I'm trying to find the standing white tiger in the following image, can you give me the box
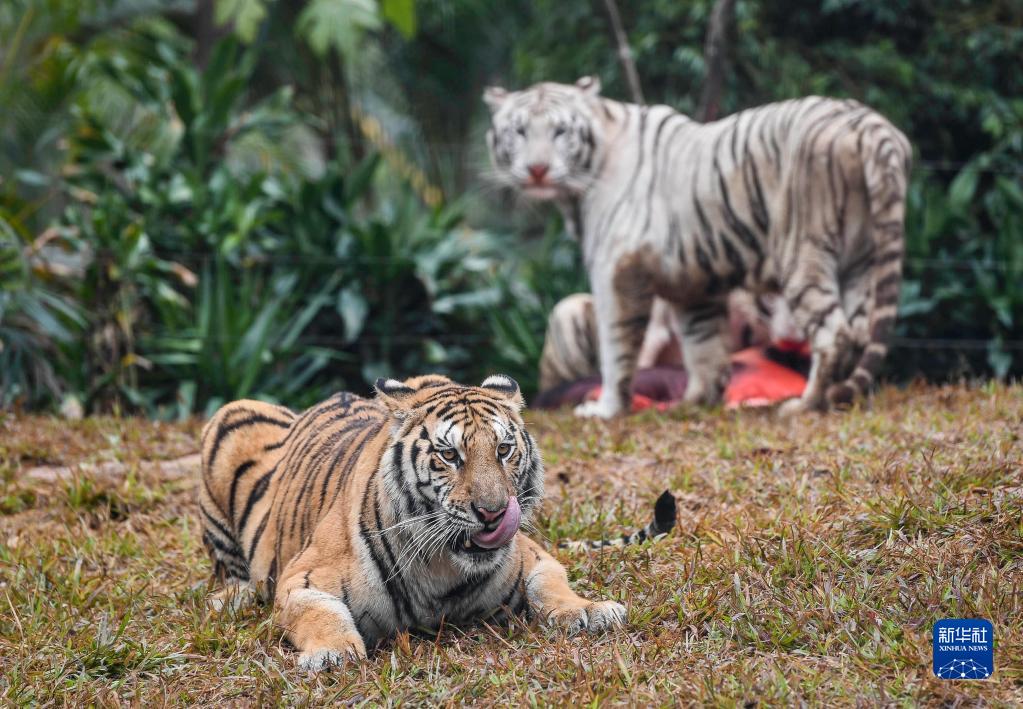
[484,77,911,417]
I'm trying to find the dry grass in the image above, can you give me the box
[1,383,1021,706]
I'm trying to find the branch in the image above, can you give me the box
[697,0,737,122]
[601,0,644,104]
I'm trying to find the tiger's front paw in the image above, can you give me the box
[573,399,621,419]
[546,600,627,635]
[208,582,257,612]
[297,638,367,673]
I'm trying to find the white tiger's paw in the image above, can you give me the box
[297,644,366,673]
[778,397,818,418]
[547,600,627,636]
[573,399,620,419]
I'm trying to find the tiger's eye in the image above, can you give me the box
[553,125,566,138]
[497,443,511,457]
[440,449,457,462]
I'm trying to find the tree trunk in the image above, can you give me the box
[697,0,737,122]
[193,0,227,70]
[601,0,644,104]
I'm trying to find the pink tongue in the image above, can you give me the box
[470,496,521,549]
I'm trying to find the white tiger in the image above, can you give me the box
[485,77,910,417]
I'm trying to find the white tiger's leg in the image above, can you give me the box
[779,246,851,416]
[676,300,731,406]
[838,260,872,381]
[637,298,679,369]
[539,293,600,391]
[574,258,653,419]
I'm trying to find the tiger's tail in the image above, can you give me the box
[558,490,677,551]
[827,119,912,408]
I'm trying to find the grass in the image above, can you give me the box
[1,383,1021,705]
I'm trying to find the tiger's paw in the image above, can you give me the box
[297,640,367,673]
[778,396,826,418]
[208,582,257,612]
[546,600,627,635]
[573,399,621,419]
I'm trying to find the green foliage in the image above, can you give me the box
[900,159,1023,380]
[488,221,587,395]
[297,0,382,58]
[216,0,268,43]
[2,0,1021,415]
[0,217,84,408]
[16,23,506,416]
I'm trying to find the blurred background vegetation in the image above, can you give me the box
[1,0,1021,417]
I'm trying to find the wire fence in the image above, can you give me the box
[146,331,1023,352]
[139,248,1020,272]
[89,243,1020,357]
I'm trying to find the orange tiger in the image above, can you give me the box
[198,374,665,671]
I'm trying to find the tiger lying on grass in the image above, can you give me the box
[485,78,911,417]
[198,374,671,671]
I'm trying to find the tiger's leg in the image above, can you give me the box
[520,537,626,634]
[836,256,873,384]
[675,299,731,406]
[779,245,851,416]
[539,293,600,391]
[200,400,294,607]
[574,256,653,418]
[275,562,367,672]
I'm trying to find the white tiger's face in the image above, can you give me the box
[484,77,605,200]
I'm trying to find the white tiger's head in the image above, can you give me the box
[484,77,606,200]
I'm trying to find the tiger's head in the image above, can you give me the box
[374,374,544,575]
[484,77,606,200]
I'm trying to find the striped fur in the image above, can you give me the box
[198,374,627,671]
[559,490,677,551]
[539,290,795,391]
[486,78,911,416]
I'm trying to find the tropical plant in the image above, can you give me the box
[49,24,509,416]
[487,220,588,395]
[0,216,83,408]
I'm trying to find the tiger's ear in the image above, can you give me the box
[483,86,508,111]
[575,76,602,96]
[375,378,416,418]
[480,374,524,411]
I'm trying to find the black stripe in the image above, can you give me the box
[247,509,270,562]
[227,460,256,526]
[207,412,292,471]
[237,466,275,536]
[201,506,237,548]
[358,477,411,625]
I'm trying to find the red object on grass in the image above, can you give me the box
[581,347,808,412]
[723,348,808,409]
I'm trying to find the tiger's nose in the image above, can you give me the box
[472,500,508,524]
[527,163,550,182]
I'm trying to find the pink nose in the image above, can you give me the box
[527,163,550,182]
[473,501,508,523]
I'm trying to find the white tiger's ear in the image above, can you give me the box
[575,76,602,96]
[483,86,508,111]
[375,378,415,418]
[480,374,524,411]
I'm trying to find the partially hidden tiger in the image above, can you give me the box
[484,77,911,417]
[198,374,676,671]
